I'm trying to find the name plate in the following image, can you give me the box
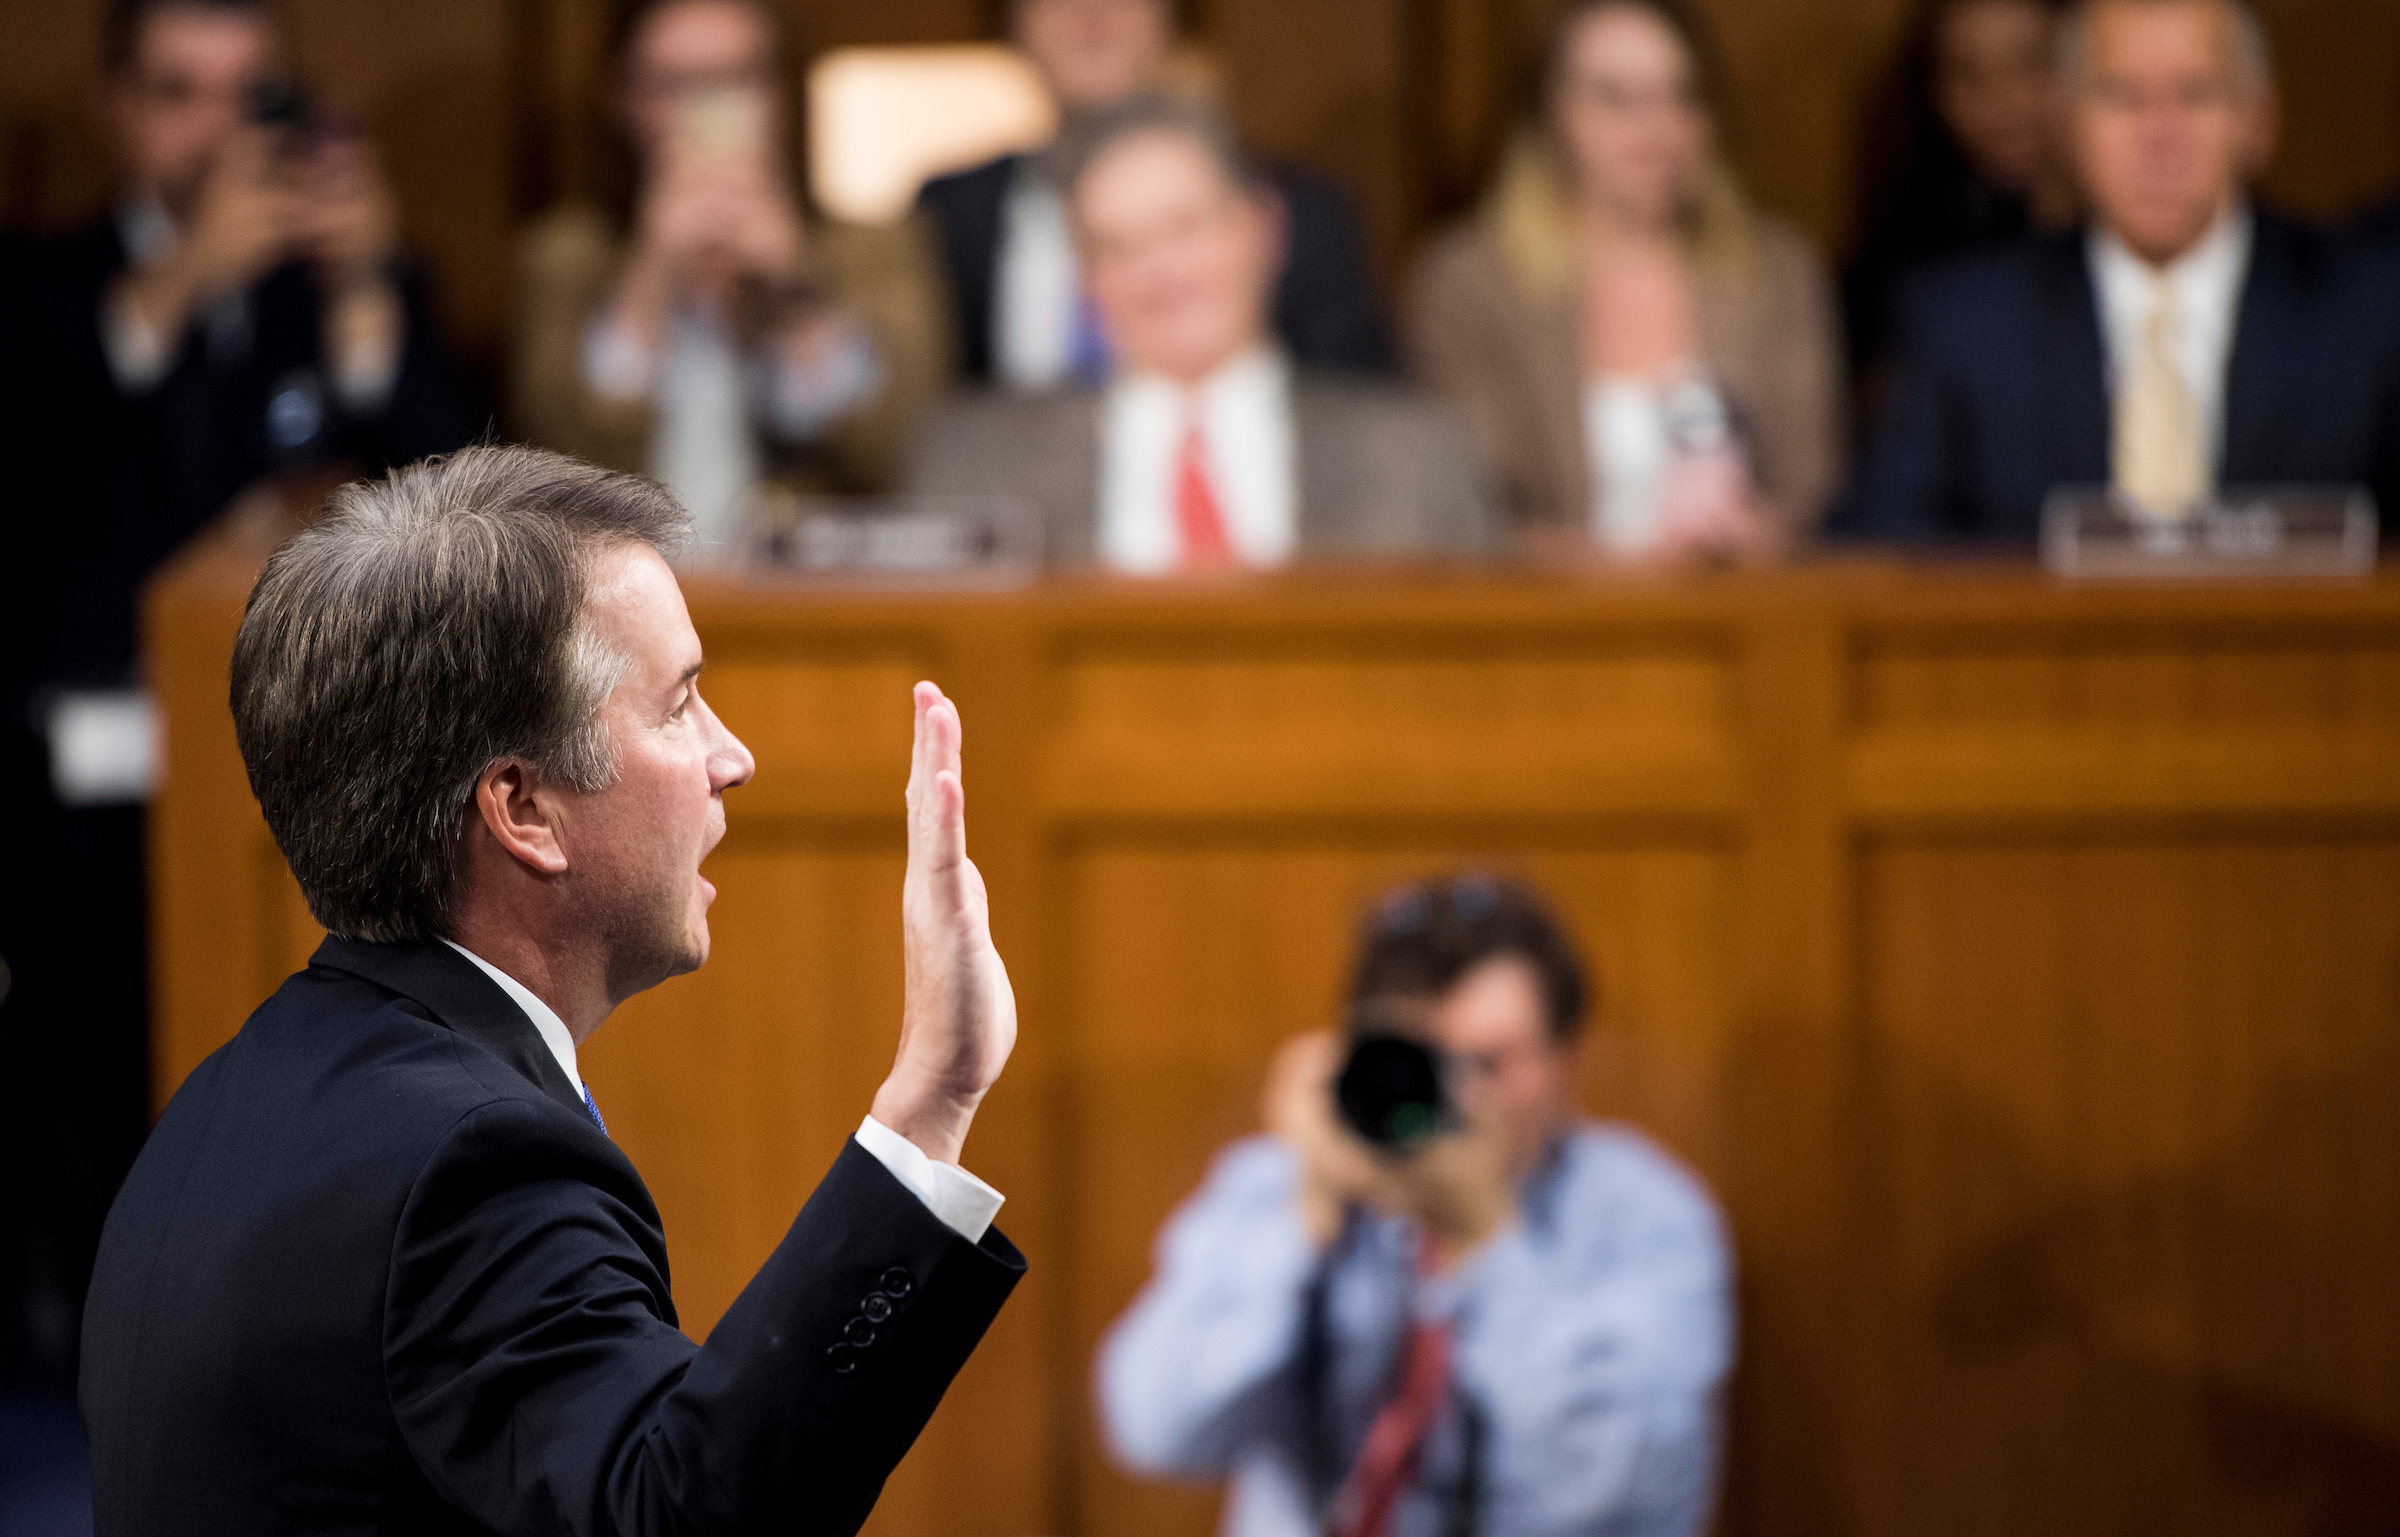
[2040,485,2378,579]
[743,493,1044,587]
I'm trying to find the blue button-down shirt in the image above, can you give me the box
[1097,1124,1734,1537]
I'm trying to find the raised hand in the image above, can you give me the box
[870,683,1018,1167]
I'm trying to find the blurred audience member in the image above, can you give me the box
[1099,876,1732,1537]
[916,0,1387,389]
[513,0,943,552]
[909,97,1493,572]
[1407,0,1842,562]
[1844,0,2074,411]
[1845,0,2400,539]
[0,0,467,1382]
[8,0,468,662]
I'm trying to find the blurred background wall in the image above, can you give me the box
[8,0,2400,411]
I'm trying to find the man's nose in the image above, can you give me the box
[709,708,757,791]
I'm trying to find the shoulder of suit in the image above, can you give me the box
[1292,368,1457,422]
[915,388,1098,476]
[927,386,1095,431]
[213,965,561,1130]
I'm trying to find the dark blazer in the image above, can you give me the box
[916,151,1390,382]
[904,371,1499,565]
[1839,209,2400,541]
[81,938,1023,1536]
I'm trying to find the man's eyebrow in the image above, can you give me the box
[676,661,704,688]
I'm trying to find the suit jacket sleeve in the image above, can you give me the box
[385,1102,1023,1536]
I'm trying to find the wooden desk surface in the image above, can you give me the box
[147,547,2400,1537]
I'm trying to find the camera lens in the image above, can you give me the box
[1335,1034,1450,1149]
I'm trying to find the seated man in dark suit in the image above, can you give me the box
[81,446,1024,1534]
[908,96,1495,571]
[915,0,1387,387]
[1843,0,2400,541]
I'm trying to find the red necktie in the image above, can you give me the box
[1174,412,1235,569]
[1333,1308,1454,1537]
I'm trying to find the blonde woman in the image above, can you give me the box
[1407,0,1842,559]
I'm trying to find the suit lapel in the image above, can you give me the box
[308,937,591,1121]
[2038,234,2114,489]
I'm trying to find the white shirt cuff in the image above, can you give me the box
[853,1114,1004,1243]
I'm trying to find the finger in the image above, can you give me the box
[926,767,967,882]
[905,681,934,814]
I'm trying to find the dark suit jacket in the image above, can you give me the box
[915,151,1390,382]
[81,938,1023,1536]
[1839,209,2400,541]
[904,371,1499,565]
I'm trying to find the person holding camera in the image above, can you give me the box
[511,0,948,552]
[1097,877,1733,1537]
[0,0,469,1384]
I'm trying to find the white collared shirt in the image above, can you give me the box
[2089,202,2254,465]
[994,171,1082,391]
[582,305,883,561]
[1099,347,1298,575]
[437,939,1004,1241]
[441,939,585,1094]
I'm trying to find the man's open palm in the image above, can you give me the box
[873,682,1018,1166]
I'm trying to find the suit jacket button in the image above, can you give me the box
[827,1343,860,1375]
[844,1317,878,1348]
[862,1293,895,1323]
[880,1266,915,1299]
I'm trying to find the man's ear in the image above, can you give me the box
[1251,183,1292,284]
[2243,84,2281,178]
[472,759,571,876]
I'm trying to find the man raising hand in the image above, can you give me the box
[81,445,1024,1536]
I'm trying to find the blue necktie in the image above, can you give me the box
[582,1084,608,1136]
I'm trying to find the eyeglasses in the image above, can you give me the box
[1370,872,1504,935]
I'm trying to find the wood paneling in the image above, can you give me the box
[148,549,2400,1537]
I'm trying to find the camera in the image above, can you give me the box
[243,77,315,133]
[1334,1018,1454,1150]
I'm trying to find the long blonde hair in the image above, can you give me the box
[1485,0,1758,305]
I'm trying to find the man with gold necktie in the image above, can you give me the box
[1845,0,2400,540]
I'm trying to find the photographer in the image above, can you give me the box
[0,0,467,1383]
[1097,877,1733,1537]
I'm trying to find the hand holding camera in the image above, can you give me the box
[632,86,809,308]
[1265,1019,1519,1261]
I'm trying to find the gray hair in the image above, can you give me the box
[2058,0,2273,93]
[1055,92,1267,209]
[231,444,691,944]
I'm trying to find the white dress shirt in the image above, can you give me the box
[994,171,1082,391]
[1100,347,1299,574]
[2089,203,2253,466]
[439,939,1003,1242]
